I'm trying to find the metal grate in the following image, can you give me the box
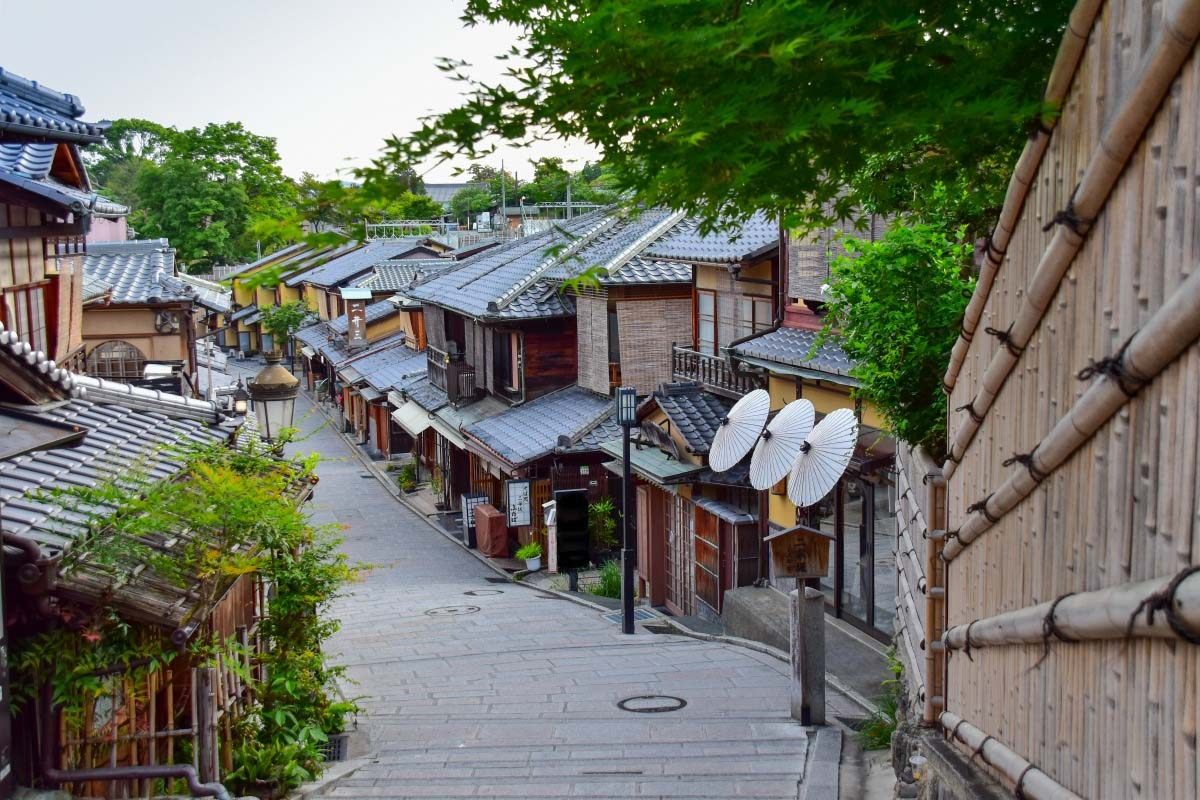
[602,608,657,625]
[317,733,349,762]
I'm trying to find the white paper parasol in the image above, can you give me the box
[787,407,859,507]
[749,399,815,490]
[707,388,770,473]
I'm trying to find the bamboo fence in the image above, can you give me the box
[926,0,1200,797]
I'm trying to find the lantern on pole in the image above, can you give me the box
[247,353,299,442]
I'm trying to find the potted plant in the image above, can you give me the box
[588,497,619,562]
[397,463,418,493]
[516,540,543,571]
[430,472,445,508]
[226,740,314,800]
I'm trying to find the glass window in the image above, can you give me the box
[873,477,898,634]
[697,290,716,355]
[841,479,869,621]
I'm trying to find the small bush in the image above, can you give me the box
[587,559,622,598]
[397,463,417,491]
[856,648,904,750]
[515,540,543,560]
[588,497,618,550]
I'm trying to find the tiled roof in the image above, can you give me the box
[338,342,427,393]
[401,374,449,412]
[651,382,734,455]
[285,240,425,288]
[294,318,405,368]
[171,273,231,314]
[0,67,107,143]
[0,324,81,399]
[424,182,485,206]
[84,240,195,305]
[464,385,614,467]
[82,272,111,303]
[354,259,454,292]
[222,242,312,280]
[230,304,259,322]
[602,255,692,285]
[731,326,856,382]
[327,298,397,334]
[642,212,778,263]
[0,142,125,217]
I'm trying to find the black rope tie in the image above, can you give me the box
[1032,592,1078,668]
[944,449,961,465]
[942,380,954,396]
[1042,198,1092,235]
[951,718,968,742]
[955,401,984,424]
[1003,450,1048,483]
[966,494,1000,524]
[944,529,960,543]
[971,734,994,762]
[1014,764,1037,800]
[1126,565,1200,644]
[984,323,1026,358]
[1077,334,1145,398]
[963,619,979,662]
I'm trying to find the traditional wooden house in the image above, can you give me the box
[0,67,124,373]
[83,239,230,394]
[891,3,1200,798]
[0,317,294,795]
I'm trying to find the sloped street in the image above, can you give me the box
[285,388,843,799]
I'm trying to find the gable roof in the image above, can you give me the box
[353,259,455,292]
[84,240,195,305]
[0,67,107,143]
[0,141,126,217]
[463,385,615,467]
[284,240,427,289]
[730,326,856,385]
[171,273,231,314]
[424,182,485,206]
[647,381,734,455]
[642,212,778,264]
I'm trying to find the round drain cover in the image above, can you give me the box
[617,695,687,713]
[464,589,503,596]
[424,605,480,616]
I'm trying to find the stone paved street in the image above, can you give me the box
[280,386,836,799]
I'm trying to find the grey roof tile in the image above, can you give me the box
[464,385,614,466]
[0,141,55,177]
[651,382,734,455]
[0,67,107,143]
[171,273,231,313]
[294,318,406,367]
[354,259,456,292]
[730,326,856,380]
[84,240,198,305]
[402,374,449,412]
[424,182,485,206]
[327,298,397,334]
[338,342,427,393]
[285,240,427,288]
[642,212,778,263]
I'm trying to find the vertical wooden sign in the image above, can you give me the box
[346,299,367,347]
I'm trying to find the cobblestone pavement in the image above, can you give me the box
[283,389,833,799]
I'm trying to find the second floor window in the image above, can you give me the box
[697,290,717,355]
[736,296,774,340]
[3,285,48,354]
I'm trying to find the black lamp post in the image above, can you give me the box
[247,352,299,443]
[615,386,638,634]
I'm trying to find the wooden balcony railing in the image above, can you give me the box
[671,344,763,398]
[427,343,480,404]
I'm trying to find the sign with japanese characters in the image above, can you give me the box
[346,299,367,346]
[506,479,532,527]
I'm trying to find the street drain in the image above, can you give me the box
[424,605,480,616]
[617,695,687,713]
[463,589,503,596]
[581,770,644,775]
[484,576,508,583]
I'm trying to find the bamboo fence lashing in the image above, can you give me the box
[943,568,1200,651]
[943,0,1105,396]
[941,0,1200,482]
[941,712,1086,800]
[943,261,1200,560]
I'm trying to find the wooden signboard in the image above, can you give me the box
[346,299,367,346]
[506,479,532,527]
[764,524,833,579]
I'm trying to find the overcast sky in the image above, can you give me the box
[1,0,598,183]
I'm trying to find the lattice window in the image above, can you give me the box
[86,340,147,381]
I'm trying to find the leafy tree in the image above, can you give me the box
[822,222,973,456]
[260,300,314,353]
[391,0,1070,234]
[82,118,175,187]
[450,185,494,225]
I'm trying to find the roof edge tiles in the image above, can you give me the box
[0,67,108,143]
[488,213,619,312]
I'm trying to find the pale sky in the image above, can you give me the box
[0,0,599,183]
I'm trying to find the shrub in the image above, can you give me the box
[856,648,904,750]
[587,559,622,598]
[515,540,543,560]
[823,221,974,458]
[397,463,417,491]
[588,497,618,550]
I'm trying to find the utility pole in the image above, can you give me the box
[500,160,506,232]
[566,175,573,220]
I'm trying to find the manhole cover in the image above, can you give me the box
[464,589,503,596]
[617,695,687,713]
[424,605,480,616]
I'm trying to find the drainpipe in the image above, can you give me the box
[39,684,231,800]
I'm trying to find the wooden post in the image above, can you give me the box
[196,666,217,783]
[790,586,826,725]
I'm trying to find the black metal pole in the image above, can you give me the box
[621,422,635,634]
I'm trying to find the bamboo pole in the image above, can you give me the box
[942,0,1200,480]
[944,570,1200,650]
[943,0,1104,394]
[944,261,1200,560]
[923,471,947,724]
[941,712,1085,800]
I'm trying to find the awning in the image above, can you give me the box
[359,387,383,402]
[339,366,364,384]
[391,401,432,436]
[599,439,705,485]
[300,346,316,359]
[693,496,757,525]
[432,396,508,452]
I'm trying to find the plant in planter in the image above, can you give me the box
[515,540,543,571]
[397,463,418,492]
[588,497,618,559]
[587,559,622,599]
[226,740,314,799]
[430,471,445,508]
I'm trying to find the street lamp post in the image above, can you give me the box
[615,386,638,635]
[247,352,300,443]
[232,379,250,417]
